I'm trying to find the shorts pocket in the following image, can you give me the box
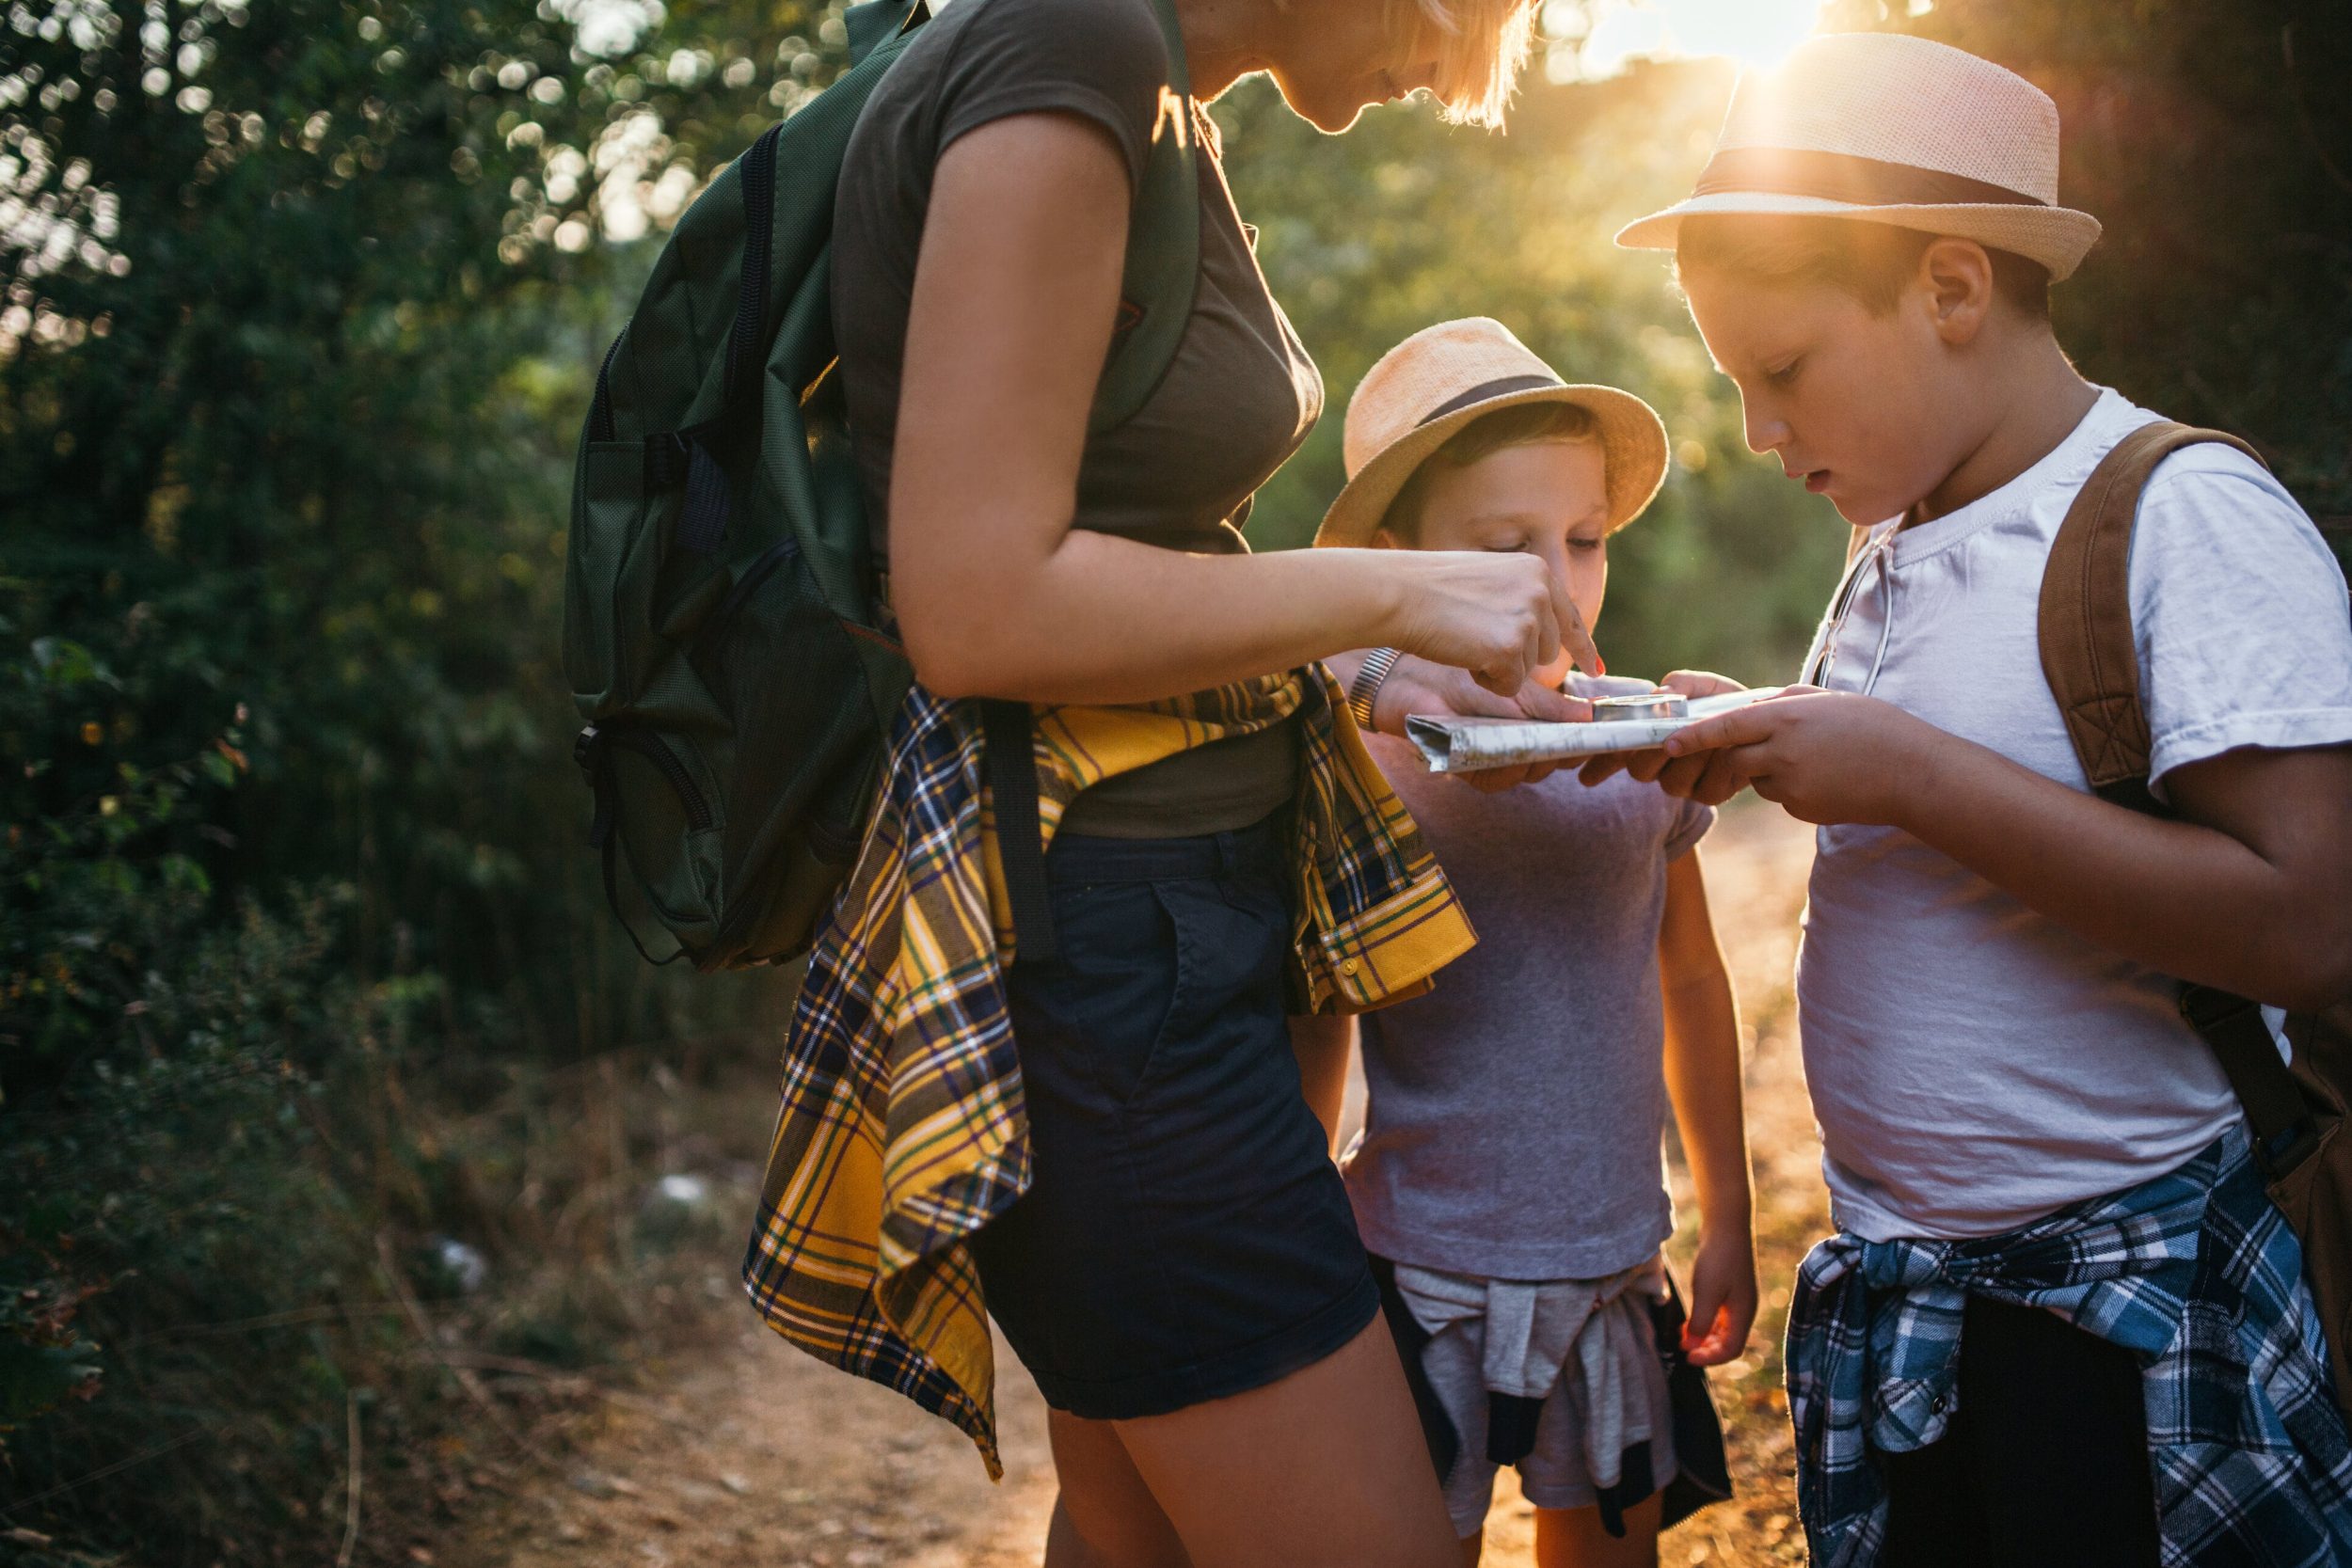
[1122,875,1287,1102]
[1032,878,1189,1109]
[1026,864,1288,1112]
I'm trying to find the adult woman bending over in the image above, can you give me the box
[824,0,1576,1560]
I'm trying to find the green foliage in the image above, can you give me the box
[6,895,379,1559]
[5,628,233,1069]
[2,0,813,1555]
[1,0,819,1058]
[1849,0,2352,527]
[0,600,782,1556]
[1,600,424,1555]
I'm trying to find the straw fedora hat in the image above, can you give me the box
[1615,33,2102,281]
[1315,318,1669,549]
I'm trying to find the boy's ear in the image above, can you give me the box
[1369,526,1399,550]
[1920,236,1995,348]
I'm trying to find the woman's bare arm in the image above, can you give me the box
[886,113,1592,705]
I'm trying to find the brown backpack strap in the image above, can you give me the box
[2183,984,2326,1178]
[2037,420,2265,809]
[2036,420,2316,1176]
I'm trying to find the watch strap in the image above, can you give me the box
[1347,646,1404,733]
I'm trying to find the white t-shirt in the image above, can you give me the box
[1796,388,2352,1242]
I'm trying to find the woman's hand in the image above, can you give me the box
[1378,550,1598,698]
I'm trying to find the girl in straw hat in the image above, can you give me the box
[1598,29,2352,1568]
[1315,317,1754,1568]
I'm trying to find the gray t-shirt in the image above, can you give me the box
[1345,726,1715,1279]
[833,0,1315,837]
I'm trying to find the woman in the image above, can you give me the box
[831,0,1573,1560]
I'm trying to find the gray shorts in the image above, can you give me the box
[1396,1260,1679,1537]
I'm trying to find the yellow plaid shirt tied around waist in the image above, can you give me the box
[741,666,1475,1474]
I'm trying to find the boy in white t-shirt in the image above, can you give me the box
[1604,32,2352,1568]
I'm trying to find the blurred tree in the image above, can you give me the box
[0,0,834,1087]
[1,0,829,1555]
[1838,0,2352,526]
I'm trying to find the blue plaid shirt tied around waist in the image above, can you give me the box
[1788,1127,2352,1568]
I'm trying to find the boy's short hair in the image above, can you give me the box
[1675,214,2053,322]
[1384,401,1604,542]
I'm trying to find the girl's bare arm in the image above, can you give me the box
[1288,1014,1355,1158]
[1658,849,1756,1365]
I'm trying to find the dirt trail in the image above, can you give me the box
[440,802,1826,1568]
[444,1311,1062,1568]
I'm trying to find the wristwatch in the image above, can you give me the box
[1347,647,1404,734]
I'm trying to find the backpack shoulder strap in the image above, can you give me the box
[1089,0,1200,435]
[844,0,925,62]
[2034,420,2320,1177]
[2037,420,2265,809]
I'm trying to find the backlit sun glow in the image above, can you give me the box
[1545,0,1857,82]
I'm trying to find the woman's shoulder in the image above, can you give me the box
[942,0,1169,69]
[876,0,1172,189]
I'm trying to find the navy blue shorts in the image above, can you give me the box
[968,815,1379,1420]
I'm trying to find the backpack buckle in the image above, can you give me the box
[575,725,617,850]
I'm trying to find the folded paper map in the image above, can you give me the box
[1406,688,1785,773]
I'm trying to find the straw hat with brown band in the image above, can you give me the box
[1614,32,2103,281]
[1313,317,1670,551]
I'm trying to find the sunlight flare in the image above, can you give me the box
[1549,0,1840,81]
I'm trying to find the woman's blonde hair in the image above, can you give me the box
[1396,0,1538,129]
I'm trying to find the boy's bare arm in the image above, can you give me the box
[1658,851,1756,1366]
[1662,692,2352,1011]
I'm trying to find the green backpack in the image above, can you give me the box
[564,0,1201,969]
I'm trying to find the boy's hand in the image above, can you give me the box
[1370,654,1596,794]
[1682,1229,1758,1368]
[1658,671,1750,701]
[1658,689,1944,824]
[1578,671,1749,792]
